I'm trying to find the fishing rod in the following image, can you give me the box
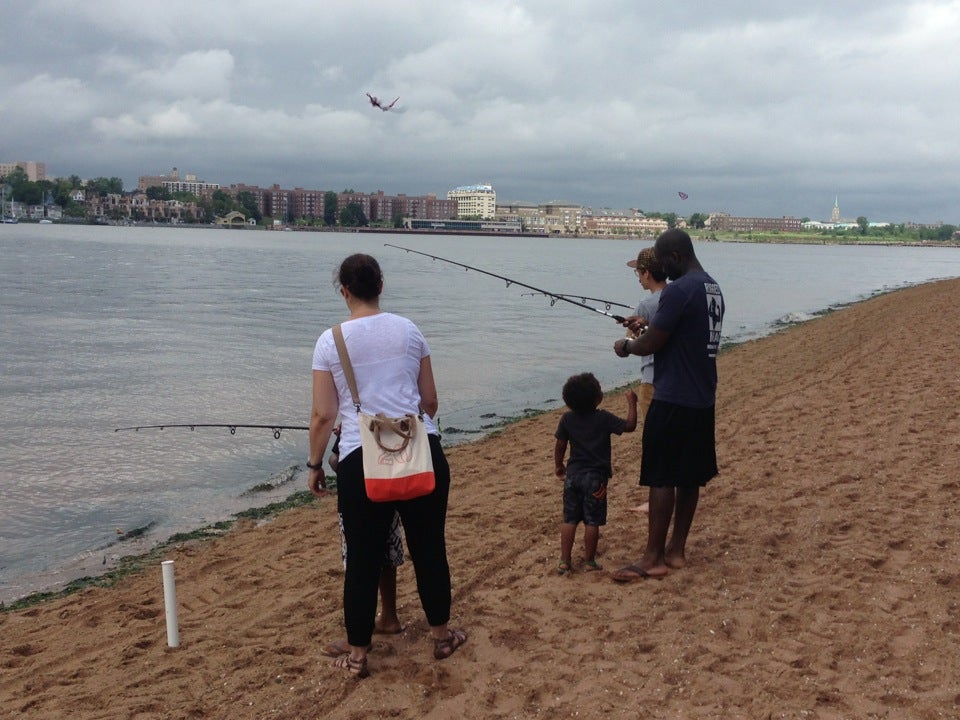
[384,243,628,322]
[114,424,307,440]
[519,292,632,311]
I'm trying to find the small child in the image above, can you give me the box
[554,373,637,574]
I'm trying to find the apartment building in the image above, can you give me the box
[138,167,219,194]
[267,184,292,221]
[0,160,46,182]
[370,191,458,222]
[448,184,496,219]
[707,213,802,232]
[581,208,668,237]
[291,188,325,219]
[337,191,372,219]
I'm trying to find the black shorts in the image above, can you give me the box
[640,400,718,488]
[562,469,608,526]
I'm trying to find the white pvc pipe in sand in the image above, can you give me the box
[161,560,180,647]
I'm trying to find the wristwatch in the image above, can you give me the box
[306,460,323,470]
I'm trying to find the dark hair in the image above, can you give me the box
[562,372,603,414]
[337,254,383,301]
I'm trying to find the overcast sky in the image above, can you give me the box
[2,1,959,223]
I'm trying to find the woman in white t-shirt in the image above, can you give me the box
[307,253,467,678]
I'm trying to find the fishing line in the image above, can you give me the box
[384,243,628,322]
[114,424,307,439]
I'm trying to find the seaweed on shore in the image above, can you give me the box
[2,486,332,613]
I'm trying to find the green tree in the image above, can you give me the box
[339,202,368,227]
[687,212,708,229]
[236,191,262,222]
[210,189,236,217]
[15,181,43,205]
[856,216,869,235]
[86,177,124,195]
[146,185,172,201]
[2,167,29,192]
[323,191,338,226]
[936,224,957,241]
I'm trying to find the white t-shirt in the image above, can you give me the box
[313,312,438,458]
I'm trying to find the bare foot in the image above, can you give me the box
[664,549,686,569]
[628,502,649,514]
[374,619,408,635]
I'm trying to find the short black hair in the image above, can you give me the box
[655,228,694,260]
[562,372,602,414]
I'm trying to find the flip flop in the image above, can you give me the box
[611,564,664,583]
[583,559,603,572]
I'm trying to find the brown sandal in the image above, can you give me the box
[433,628,468,660]
[333,653,370,678]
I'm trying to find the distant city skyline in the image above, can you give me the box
[4,157,944,227]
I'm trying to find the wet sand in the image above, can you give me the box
[3,278,960,718]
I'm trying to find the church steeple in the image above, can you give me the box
[830,195,840,223]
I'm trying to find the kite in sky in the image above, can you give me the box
[366,93,400,112]
[678,191,689,200]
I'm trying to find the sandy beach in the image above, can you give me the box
[3,278,960,719]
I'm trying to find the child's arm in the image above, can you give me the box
[554,437,567,478]
[623,389,638,432]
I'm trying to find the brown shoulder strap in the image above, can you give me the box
[332,324,361,411]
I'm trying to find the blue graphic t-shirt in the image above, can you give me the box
[650,270,724,408]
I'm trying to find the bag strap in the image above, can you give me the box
[332,324,361,413]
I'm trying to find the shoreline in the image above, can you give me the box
[0,277,946,610]
[19,219,960,247]
[4,277,960,717]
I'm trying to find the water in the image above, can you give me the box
[2,224,959,603]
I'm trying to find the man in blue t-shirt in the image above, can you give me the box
[610,229,724,582]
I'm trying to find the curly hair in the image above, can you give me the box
[562,372,603,414]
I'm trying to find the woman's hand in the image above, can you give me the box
[307,466,328,498]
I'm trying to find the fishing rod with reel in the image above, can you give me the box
[384,243,631,324]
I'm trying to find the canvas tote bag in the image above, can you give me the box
[332,324,435,502]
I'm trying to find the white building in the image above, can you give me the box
[448,184,496,219]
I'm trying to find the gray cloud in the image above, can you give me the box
[2,0,958,223]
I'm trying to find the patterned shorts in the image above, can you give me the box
[338,510,405,570]
[562,469,608,526]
